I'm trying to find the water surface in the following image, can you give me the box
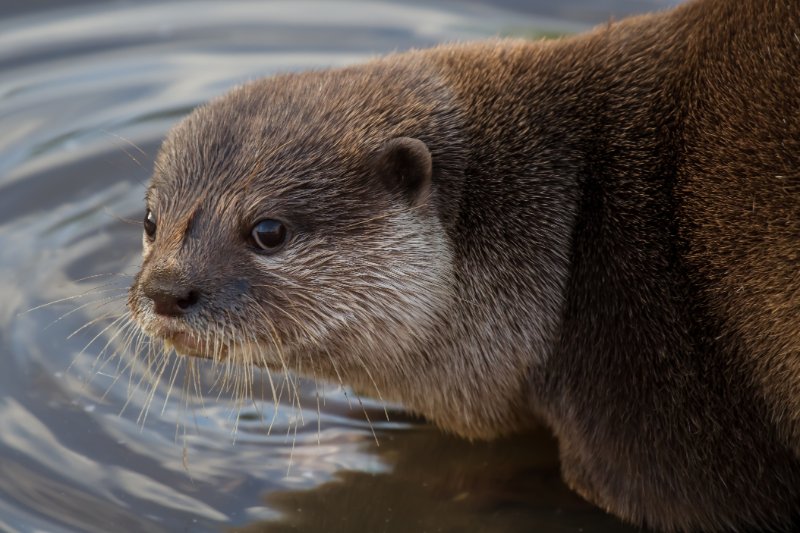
[0,1,678,531]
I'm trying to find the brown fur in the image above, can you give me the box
[129,0,800,530]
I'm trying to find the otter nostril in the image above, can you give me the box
[176,290,200,310]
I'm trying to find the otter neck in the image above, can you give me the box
[409,16,688,437]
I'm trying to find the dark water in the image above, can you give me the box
[0,1,679,531]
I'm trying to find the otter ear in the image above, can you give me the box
[373,137,432,205]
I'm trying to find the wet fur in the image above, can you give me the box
[129,0,800,530]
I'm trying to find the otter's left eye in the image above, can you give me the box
[143,209,157,239]
[251,219,287,251]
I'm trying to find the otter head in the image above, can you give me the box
[128,63,467,414]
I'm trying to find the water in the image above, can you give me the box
[0,1,678,531]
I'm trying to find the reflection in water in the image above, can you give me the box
[0,1,672,531]
[253,428,633,532]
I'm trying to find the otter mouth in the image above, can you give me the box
[159,330,228,361]
[164,332,204,356]
[139,318,283,367]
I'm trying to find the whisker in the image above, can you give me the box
[103,207,145,226]
[102,324,143,399]
[44,292,127,331]
[101,128,148,167]
[67,307,123,340]
[91,314,137,372]
[21,281,129,315]
[138,344,172,426]
[121,337,160,417]
[355,393,379,447]
[309,354,322,445]
[74,314,128,368]
[162,350,183,415]
[66,310,122,373]
[354,354,390,423]
[87,318,140,394]
[325,347,352,410]
[71,272,136,283]
[189,356,206,421]
[98,327,142,400]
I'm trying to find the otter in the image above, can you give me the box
[127,0,800,530]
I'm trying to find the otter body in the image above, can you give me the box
[129,0,800,530]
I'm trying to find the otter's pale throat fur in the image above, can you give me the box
[128,0,800,530]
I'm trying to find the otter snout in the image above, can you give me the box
[142,276,201,317]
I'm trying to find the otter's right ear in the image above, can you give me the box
[373,137,433,206]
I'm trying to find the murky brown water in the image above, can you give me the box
[0,1,679,531]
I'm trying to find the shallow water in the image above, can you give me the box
[0,1,678,531]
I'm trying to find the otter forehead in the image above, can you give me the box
[153,61,460,193]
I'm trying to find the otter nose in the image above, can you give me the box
[143,281,200,317]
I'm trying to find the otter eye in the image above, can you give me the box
[251,219,287,251]
[143,209,157,239]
